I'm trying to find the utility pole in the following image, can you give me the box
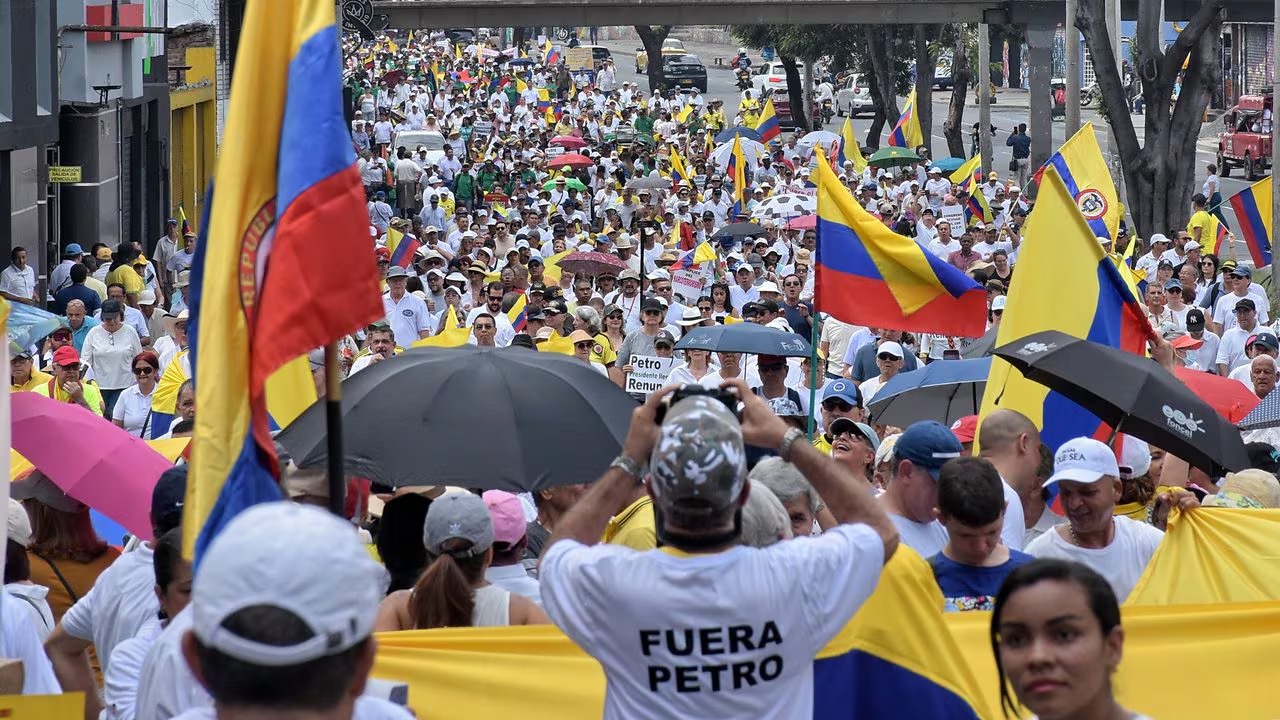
[978,24,993,173]
[1065,0,1081,133]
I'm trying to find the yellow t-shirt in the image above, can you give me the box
[602,495,656,551]
[812,433,833,455]
[12,369,53,393]
[34,378,105,415]
[104,265,145,296]
[590,333,618,367]
[1186,210,1212,242]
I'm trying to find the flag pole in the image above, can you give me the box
[806,301,820,440]
[323,342,345,516]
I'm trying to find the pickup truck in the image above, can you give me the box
[1218,94,1273,180]
[769,94,821,132]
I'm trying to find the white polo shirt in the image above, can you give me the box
[383,291,433,348]
[540,524,885,719]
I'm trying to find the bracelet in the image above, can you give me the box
[778,427,805,462]
[609,454,644,484]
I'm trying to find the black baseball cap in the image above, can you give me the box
[151,466,188,534]
[641,297,664,312]
[1185,308,1205,329]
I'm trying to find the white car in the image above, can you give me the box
[753,61,808,96]
[835,74,874,118]
[393,131,447,168]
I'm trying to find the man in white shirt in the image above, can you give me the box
[539,384,898,720]
[1134,234,1169,280]
[877,420,962,558]
[1024,437,1165,602]
[926,221,961,260]
[923,167,951,210]
[1183,309,1220,372]
[1226,330,1279,387]
[1211,265,1270,333]
[382,266,432,347]
[0,246,38,305]
[1216,298,1263,375]
[856,340,905,404]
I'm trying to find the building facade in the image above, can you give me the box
[169,23,217,229]
[0,0,59,292]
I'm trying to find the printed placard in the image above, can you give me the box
[625,355,676,396]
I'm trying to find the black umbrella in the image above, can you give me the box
[674,323,812,357]
[277,347,637,492]
[993,330,1249,476]
[711,222,767,243]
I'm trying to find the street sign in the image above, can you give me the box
[48,166,82,183]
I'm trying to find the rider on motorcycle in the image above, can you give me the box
[734,48,752,71]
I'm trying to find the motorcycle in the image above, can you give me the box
[735,68,752,91]
[820,99,834,125]
[1081,82,1101,109]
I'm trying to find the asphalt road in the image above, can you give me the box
[597,37,1258,235]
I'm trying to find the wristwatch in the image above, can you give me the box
[609,455,644,484]
[778,427,805,462]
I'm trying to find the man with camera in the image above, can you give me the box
[539,381,899,719]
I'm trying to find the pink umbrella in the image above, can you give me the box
[550,135,587,149]
[547,153,594,169]
[557,251,627,278]
[785,214,817,231]
[12,393,175,540]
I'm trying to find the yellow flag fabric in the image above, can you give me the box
[1127,508,1280,606]
[538,332,575,356]
[541,249,573,284]
[413,307,468,348]
[949,154,982,186]
[0,694,85,717]
[1045,123,1122,243]
[945,601,1280,720]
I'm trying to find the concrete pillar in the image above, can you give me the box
[1273,0,1280,278]
[1065,0,1081,134]
[978,24,992,172]
[1026,24,1055,190]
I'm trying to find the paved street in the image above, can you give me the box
[597,35,1257,233]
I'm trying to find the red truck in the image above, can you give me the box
[768,91,822,133]
[1218,94,1272,180]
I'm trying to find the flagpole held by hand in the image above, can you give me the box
[324,342,345,516]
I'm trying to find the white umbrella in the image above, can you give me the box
[796,130,840,150]
[709,139,768,171]
[751,193,817,220]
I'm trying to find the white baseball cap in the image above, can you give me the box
[758,280,782,295]
[7,498,31,546]
[1043,437,1120,487]
[192,502,388,667]
[1116,434,1151,479]
[991,295,1007,311]
[877,341,904,359]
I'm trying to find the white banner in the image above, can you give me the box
[671,270,705,305]
[625,355,676,396]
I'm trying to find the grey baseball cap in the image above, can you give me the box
[423,493,493,558]
[649,396,746,517]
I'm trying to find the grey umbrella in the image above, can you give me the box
[276,346,638,492]
[626,175,671,190]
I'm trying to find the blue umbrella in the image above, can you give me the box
[932,156,968,172]
[1240,390,1280,431]
[674,323,811,358]
[866,357,992,428]
[715,126,762,144]
[8,303,64,355]
[505,57,535,66]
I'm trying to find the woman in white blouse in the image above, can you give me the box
[81,299,143,417]
[665,348,718,385]
[112,350,158,438]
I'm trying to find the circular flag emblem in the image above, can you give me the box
[1075,189,1108,221]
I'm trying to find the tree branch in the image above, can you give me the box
[1159,0,1225,84]
[1075,0,1142,171]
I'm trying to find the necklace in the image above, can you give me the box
[1067,518,1112,548]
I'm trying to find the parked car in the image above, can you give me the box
[1218,93,1273,180]
[635,38,685,73]
[444,28,476,44]
[835,74,874,118]
[933,57,954,91]
[661,54,708,93]
[753,61,809,96]
[769,92,821,132]
[393,131,447,167]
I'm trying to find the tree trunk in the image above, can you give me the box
[942,30,972,158]
[864,27,900,147]
[780,54,809,131]
[1006,36,1023,89]
[865,110,887,150]
[635,25,672,93]
[913,25,938,158]
[803,57,817,129]
[1076,0,1223,239]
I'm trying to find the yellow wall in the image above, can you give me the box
[169,46,216,228]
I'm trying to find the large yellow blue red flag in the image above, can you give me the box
[1045,123,1121,243]
[668,144,691,189]
[184,0,384,560]
[813,149,987,337]
[1226,175,1274,266]
[754,98,781,143]
[887,86,924,148]
[729,136,747,217]
[978,144,1154,450]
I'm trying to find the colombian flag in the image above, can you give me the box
[813,149,986,337]
[979,138,1155,451]
[950,154,982,187]
[671,242,717,271]
[1045,123,1121,243]
[729,136,747,218]
[668,144,692,189]
[184,0,383,561]
[754,98,781,144]
[386,227,420,269]
[508,293,528,333]
[887,86,924,148]
[1226,175,1273,266]
[545,43,560,67]
[963,180,994,225]
[837,118,866,174]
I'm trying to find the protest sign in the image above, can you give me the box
[939,204,966,232]
[625,355,676,396]
[671,270,704,305]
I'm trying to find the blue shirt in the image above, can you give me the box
[71,316,101,354]
[52,284,101,317]
[1006,133,1031,159]
[929,550,1034,613]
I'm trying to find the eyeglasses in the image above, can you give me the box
[877,353,901,361]
[133,366,155,376]
[574,341,593,349]
[474,324,495,331]
[822,399,854,412]
[487,295,504,302]
[643,309,662,316]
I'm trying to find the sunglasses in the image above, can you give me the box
[474,325,495,331]
[822,399,854,412]
[59,363,84,373]
[574,341,593,349]
[488,295,504,302]
[643,309,662,316]
[133,366,155,376]
[877,353,901,361]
